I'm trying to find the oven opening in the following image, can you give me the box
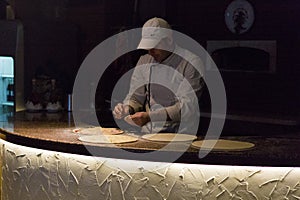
[206,40,277,73]
[211,47,270,72]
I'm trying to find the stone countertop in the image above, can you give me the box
[1,111,300,167]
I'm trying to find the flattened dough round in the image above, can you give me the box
[74,127,124,135]
[142,133,197,142]
[101,127,124,135]
[78,135,138,144]
[192,139,255,150]
[124,115,139,127]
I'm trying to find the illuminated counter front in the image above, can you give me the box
[1,111,300,199]
[2,139,300,199]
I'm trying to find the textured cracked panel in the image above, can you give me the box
[1,139,300,200]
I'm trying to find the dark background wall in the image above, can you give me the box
[5,0,300,118]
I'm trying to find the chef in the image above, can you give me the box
[113,17,205,133]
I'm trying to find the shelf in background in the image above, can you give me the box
[1,102,14,106]
[0,75,13,78]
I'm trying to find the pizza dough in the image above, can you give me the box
[73,127,124,135]
[124,115,139,126]
[78,135,138,144]
[142,133,197,142]
[101,128,124,135]
[192,139,255,150]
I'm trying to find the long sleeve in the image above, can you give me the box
[160,48,205,122]
[123,55,151,113]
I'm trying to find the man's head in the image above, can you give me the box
[138,17,174,62]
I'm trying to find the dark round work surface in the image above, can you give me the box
[1,111,300,167]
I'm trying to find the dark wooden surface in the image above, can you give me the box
[1,111,300,167]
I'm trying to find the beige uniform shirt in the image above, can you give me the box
[124,45,205,133]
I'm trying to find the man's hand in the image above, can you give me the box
[129,112,150,127]
[113,103,129,119]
